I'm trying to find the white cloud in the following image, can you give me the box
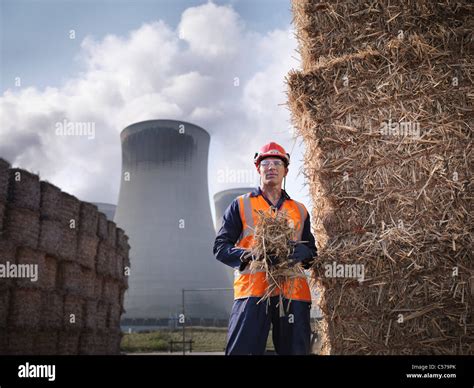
[0,2,308,212]
[178,2,243,58]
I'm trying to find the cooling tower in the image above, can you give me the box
[114,120,232,323]
[213,188,254,285]
[93,202,116,221]
[213,188,254,231]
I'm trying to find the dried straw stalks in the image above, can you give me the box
[287,0,473,354]
[243,208,308,316]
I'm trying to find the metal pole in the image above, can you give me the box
[182,289,185,356]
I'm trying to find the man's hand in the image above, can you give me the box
[239,252,279,271]
[265,254,279,266]
[233,248,253,271]
[289,242,314,264]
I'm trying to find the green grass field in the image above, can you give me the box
[121,327,275,353]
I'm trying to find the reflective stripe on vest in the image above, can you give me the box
[233,194,312,302]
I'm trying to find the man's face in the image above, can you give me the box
[258,157,288,187]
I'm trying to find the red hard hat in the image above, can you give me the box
[254,142,290,169]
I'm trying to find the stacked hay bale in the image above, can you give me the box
[0,158,130,354]
[287,0,473,354]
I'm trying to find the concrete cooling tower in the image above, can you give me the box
[213,188,254,231]
[213,188,254,286]
[114,120,232,324]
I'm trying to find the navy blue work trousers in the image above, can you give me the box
[225,296,311,355]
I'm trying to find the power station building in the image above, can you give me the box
[114,120,233,326]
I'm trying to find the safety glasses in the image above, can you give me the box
[260,159,285,168]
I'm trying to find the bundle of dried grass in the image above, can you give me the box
[40,292,64,329]
[8,330,35,355]
[114,254,125,281]
[85,300,97,330]
[9,288,41,328]
[107,220,117,247]
[103,279,120,304]
[0,160,130,354]
[57,228,77,261]
[79,202,99,234]
[15,247,45,289]
[39,181,62,220]
[108,303,122,328]
[116,227,130,257]
[79,331,107,355]
[94,275,104,300]
[244,207,307,316]
[106,329,122,354]
[4,207,40,249]
[291,0,472,71]
[96,212,108,239]
[0,290,9,328]
[43,256,58,291]
[96,302,108,330]
[38,219,63,257]
[95,241,110,276]
[57,331,80,355]
[0,333,6,355]
[77,233,99,269]
[0,201,5,233]
[0,159,9,233]
[0,241,17,290]
[288,0,473,355]
[0,158,10,201]
[63,295,85,330]
[81,267,96,299]
[57,262,93,299]
[7,169,40,212]
[34,331,58,355]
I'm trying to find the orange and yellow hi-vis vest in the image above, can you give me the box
[233,193,312,302]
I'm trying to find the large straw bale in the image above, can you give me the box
[9,288,41,328]
[40,292,64,329]
[79,202,99,235]
[38,218,63,257]
[7,169,40,211]
[288,0,473,354]
[0,289,9,328]
[14,247,45,289]
[63,295,85,330]
[4,207,40,249]
[34,331,58,355]
[77,233,99,269]
[39,181,62,220]
[0,158,10,201]
[8,330,35,355]
[57,331,80,355]
[106,329,122,354]
[0,240,17,290]
[97,212,108,239]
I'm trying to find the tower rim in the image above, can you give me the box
[120,119,210,141]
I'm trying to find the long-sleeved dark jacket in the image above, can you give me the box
[213,187,317,270]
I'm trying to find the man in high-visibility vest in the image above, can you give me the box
[213,142,317,355]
